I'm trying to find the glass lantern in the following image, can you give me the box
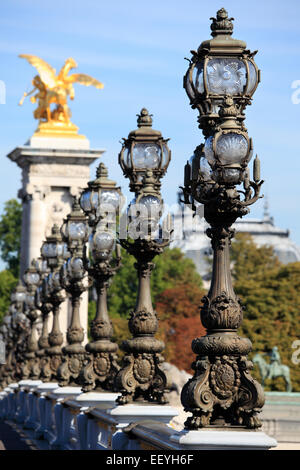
[118,108,171,192]
[203,129,252,185]
[11,282,27,304]
[80,163,122,226]
[61,199,89,249]
[35,257,50,278]
[184,8,260,123]
[127,193,162,240]
[69,257,85,280]
[90,229,115,262]
[24,259,40,291]
[41,224,66,268]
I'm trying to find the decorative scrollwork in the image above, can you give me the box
[129,310,158,336]
[201,292,243,330]
[181,354,264,429]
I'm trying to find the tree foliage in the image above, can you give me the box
[156,283,206,373]
[0,270,18,323]
[231,233,300,391]
[107,247,203,317]
[0,199,22,321]
[0,199,22,277]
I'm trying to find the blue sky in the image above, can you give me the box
[1,0,300,253]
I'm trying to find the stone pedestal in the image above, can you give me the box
[169,429,277,450]
[74,392,120,449]
[6,383,19,420]
[7,137,104,344]
[108,404,179,451]
[75,391,120,409]
[49,386,82,449]
[23,380,43,429]
[34,382,60,439]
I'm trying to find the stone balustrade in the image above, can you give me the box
[0,380,277,451]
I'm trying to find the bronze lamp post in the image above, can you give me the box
[115,108,173,405]
[40,224,68,382]
[8,282,28,382]
[181,8,264,429]
[80,163,122,392]
[57,199,89,386]
[23,260,41,380]
[0,284,28,387]
[34,257,52,381]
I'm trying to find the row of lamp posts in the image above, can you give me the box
[0,9,266,432]
[0,107,173,408]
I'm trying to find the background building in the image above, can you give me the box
[172,198,300,280]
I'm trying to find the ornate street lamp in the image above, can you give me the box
[118,107,171,194]
[183,7,260,137]
[80,162,122,226]
[23,260,41,380]
[34,257,52,381]
[181,9,264,429]
[40,224,68,382]
[0,283,29,386]
[10,281,27,309]
[115,109,173,405]
[0,315,14,387]
[80,164,122,392]
[57,199,89,386]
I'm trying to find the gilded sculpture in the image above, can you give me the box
[18,55,104,136]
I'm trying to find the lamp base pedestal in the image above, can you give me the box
[170,429,277,450]
[75,391,120,409]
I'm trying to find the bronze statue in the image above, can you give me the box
[253,348,292,392]
[18,55,104,131]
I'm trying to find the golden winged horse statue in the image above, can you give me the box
[19,55,104,133]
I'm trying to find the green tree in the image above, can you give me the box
[0,199,22,321]
[231,233,300,391]
[0,270,18,322]
[107,247,203,318]
[0,199,22,277]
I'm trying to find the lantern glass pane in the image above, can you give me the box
[45,243,57,258]
[100,190,120,209]
[139,195,162,217]
[91,191,99,210]
[200,156,212,181]
[80,191,92,212]
[25,272,40,286]
[124,148,132,169]
[204,136,216,167]
[15,291,26,302]
[69,222,87,240]
[56,242,65,257]
[185,74,195,100]
[246,61,258,95]
[206,58,246,95]
[71,258,84,278]
[216,133,248,165]
[161,144,169,170]
[93,231,114,252]
[37,258,48,274]
[132,143,161,169]
[192,62,204,94]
